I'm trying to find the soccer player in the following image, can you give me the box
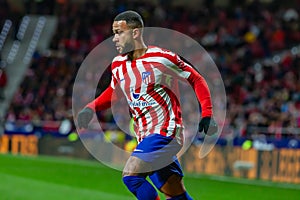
[77,10,218,200]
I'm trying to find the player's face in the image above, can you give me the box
[112,20,134,54]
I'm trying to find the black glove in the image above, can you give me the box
[77,107,94,129]
[198,117,218,136]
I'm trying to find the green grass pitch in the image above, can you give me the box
[0,154,299,200]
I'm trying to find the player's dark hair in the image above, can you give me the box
[114,10,144,29]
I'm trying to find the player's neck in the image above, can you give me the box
[132,48,147,60]
[130,42,147,60]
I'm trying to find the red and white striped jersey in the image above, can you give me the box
[87,46,213,142]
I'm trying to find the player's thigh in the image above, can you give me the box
[160,174,186,197]
[122,155,152,177]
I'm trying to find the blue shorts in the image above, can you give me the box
[131,134,181,163]
[131,134,184,189]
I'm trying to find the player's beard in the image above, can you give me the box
[122,42,134,55]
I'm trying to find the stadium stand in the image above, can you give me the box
[1,0,300,149]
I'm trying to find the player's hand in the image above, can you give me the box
[77,107,94,129]
[198,117,218,136]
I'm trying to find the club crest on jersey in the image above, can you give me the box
[142,71,151,84]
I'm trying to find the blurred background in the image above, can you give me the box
[0,0,300,191]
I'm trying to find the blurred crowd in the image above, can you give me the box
[0,63,7,101]
[2,0,300,140]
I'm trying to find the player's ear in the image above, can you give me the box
[132,28,141,39]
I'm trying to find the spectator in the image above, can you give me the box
[0,61,7,101]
